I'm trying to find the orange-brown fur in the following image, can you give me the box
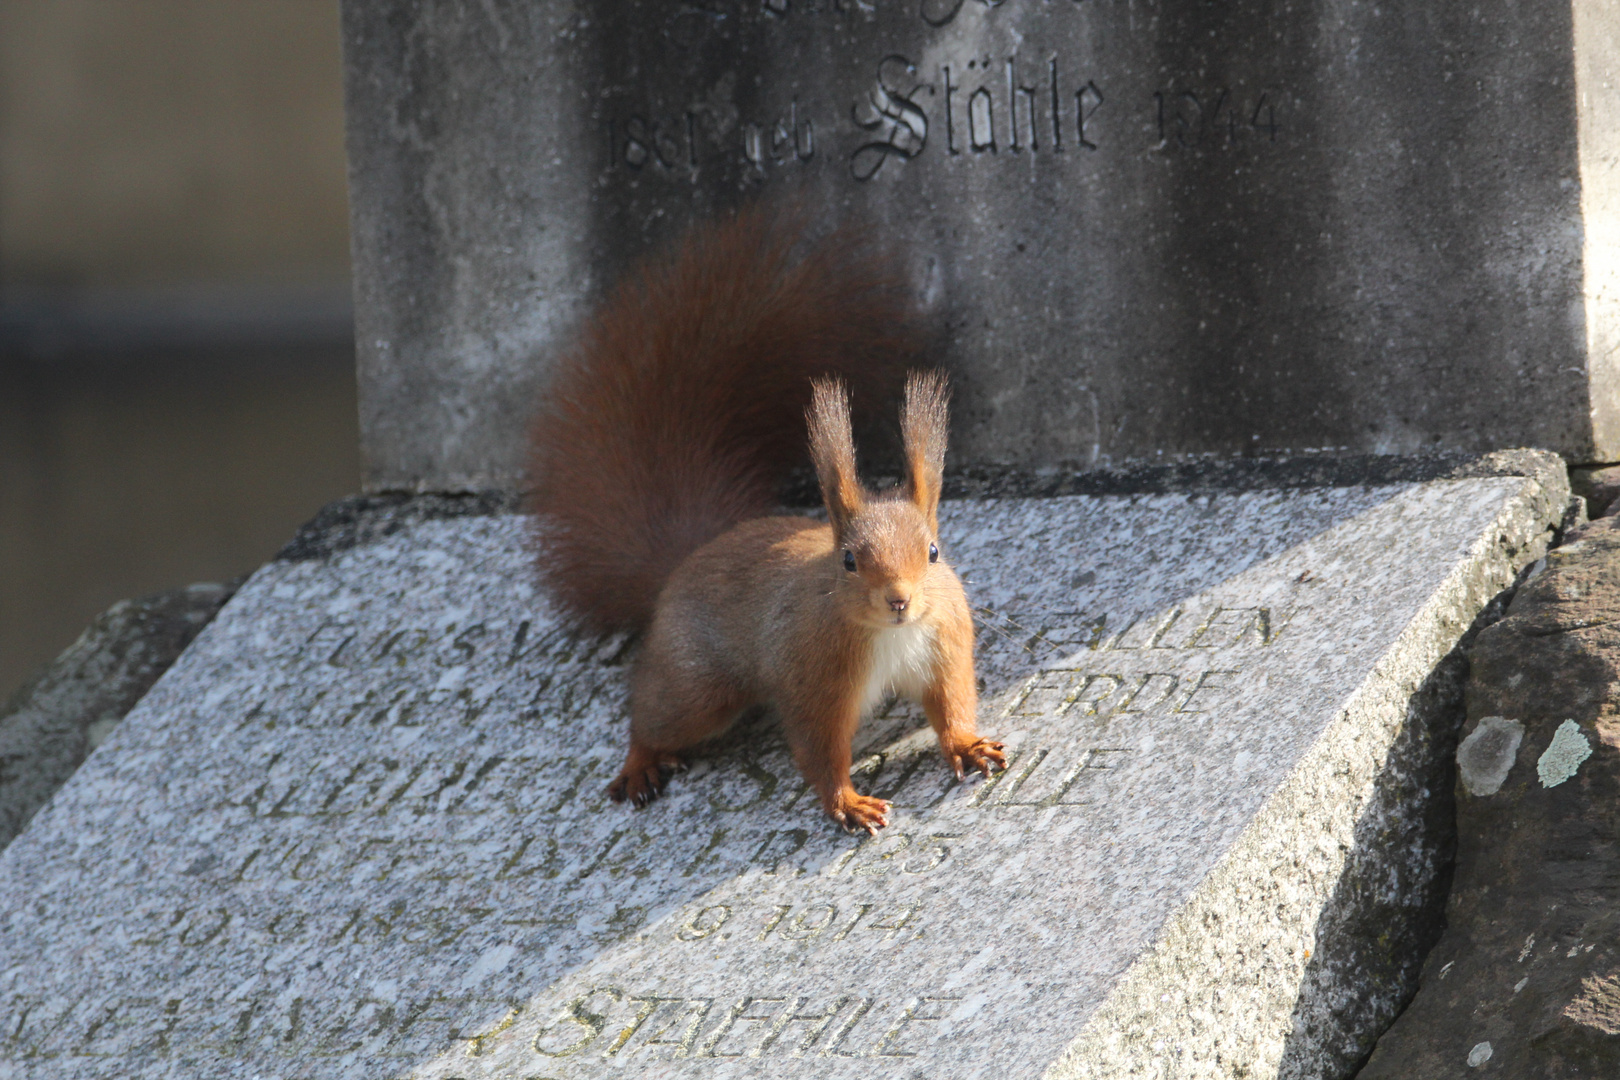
[529,206,916,635]
[529,212,1004,831]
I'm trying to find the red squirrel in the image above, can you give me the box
[528,208,1006,832]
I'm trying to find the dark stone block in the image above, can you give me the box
[341,1,1620,491]
[1358,514,1620,1077]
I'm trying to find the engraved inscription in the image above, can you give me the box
[598,0,1289,183]
[1006,669,1240,720]
[921,0,1085,28]
[973,603,1290,665]
[760,0,877,16]
[211,738,1120,834]
[299,617,627,671]
[7,918,975,1064]
[530,987,959,1060]
[610,112,699,172]
[673,900,923,946]
[851,55,930,180]
[745,98,815,173]
[129,902,505,953]
[831,831,959,876]
[1104,605,1289,651]
[757,901,920,943]
[848,743,1128,810]
[247,617,628,732]
[603,75,1287,183]
[0,990,526,1063]
[215,752,592,820]
[1155,87,1281,149]
[937,54,1102,163]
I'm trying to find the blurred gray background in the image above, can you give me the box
[0,1,358,700]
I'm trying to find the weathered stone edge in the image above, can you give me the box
[0,582,239,854]
[1355,513,1620,1075]
[1043,468,1570,1080]
[938,448,1568,501]
[275,490,525,561]
[284,449,1570,562]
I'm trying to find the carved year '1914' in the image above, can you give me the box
[674,900,923,945]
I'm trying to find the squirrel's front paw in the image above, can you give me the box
[945,737,1007,780]
[827,791,891,836]
[607,747,687,808]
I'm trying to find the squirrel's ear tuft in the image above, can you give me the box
[807,377,864,540]
[900,369,949,531]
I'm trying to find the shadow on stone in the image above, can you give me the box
[1274,613,1473,1076]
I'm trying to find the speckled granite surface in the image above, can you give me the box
[0,582,235,852]
[0,476,1564,1079]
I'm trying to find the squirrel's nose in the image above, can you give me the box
[888,596,909,613]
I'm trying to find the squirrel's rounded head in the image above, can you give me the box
[809,369,954,629]
[835,495,946,628]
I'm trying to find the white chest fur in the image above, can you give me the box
[859,622,939,716]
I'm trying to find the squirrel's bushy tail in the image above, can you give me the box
[529,207,919,634]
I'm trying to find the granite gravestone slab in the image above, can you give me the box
[341,0,1620,492]
[0,472,1563,1079]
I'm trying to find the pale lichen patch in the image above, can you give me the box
[1457,717,1524,796]
[1537,719,1593,788]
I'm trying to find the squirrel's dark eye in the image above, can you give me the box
[843,549,857,573]
[928,542,939,563]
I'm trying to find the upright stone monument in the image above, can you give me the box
[342,0,1620,492]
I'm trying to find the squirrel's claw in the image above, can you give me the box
[608,749,687,809]
[829,792,890,834]
[948,738,1007,781]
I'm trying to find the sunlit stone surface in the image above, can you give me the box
[0,476,1563,1078]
